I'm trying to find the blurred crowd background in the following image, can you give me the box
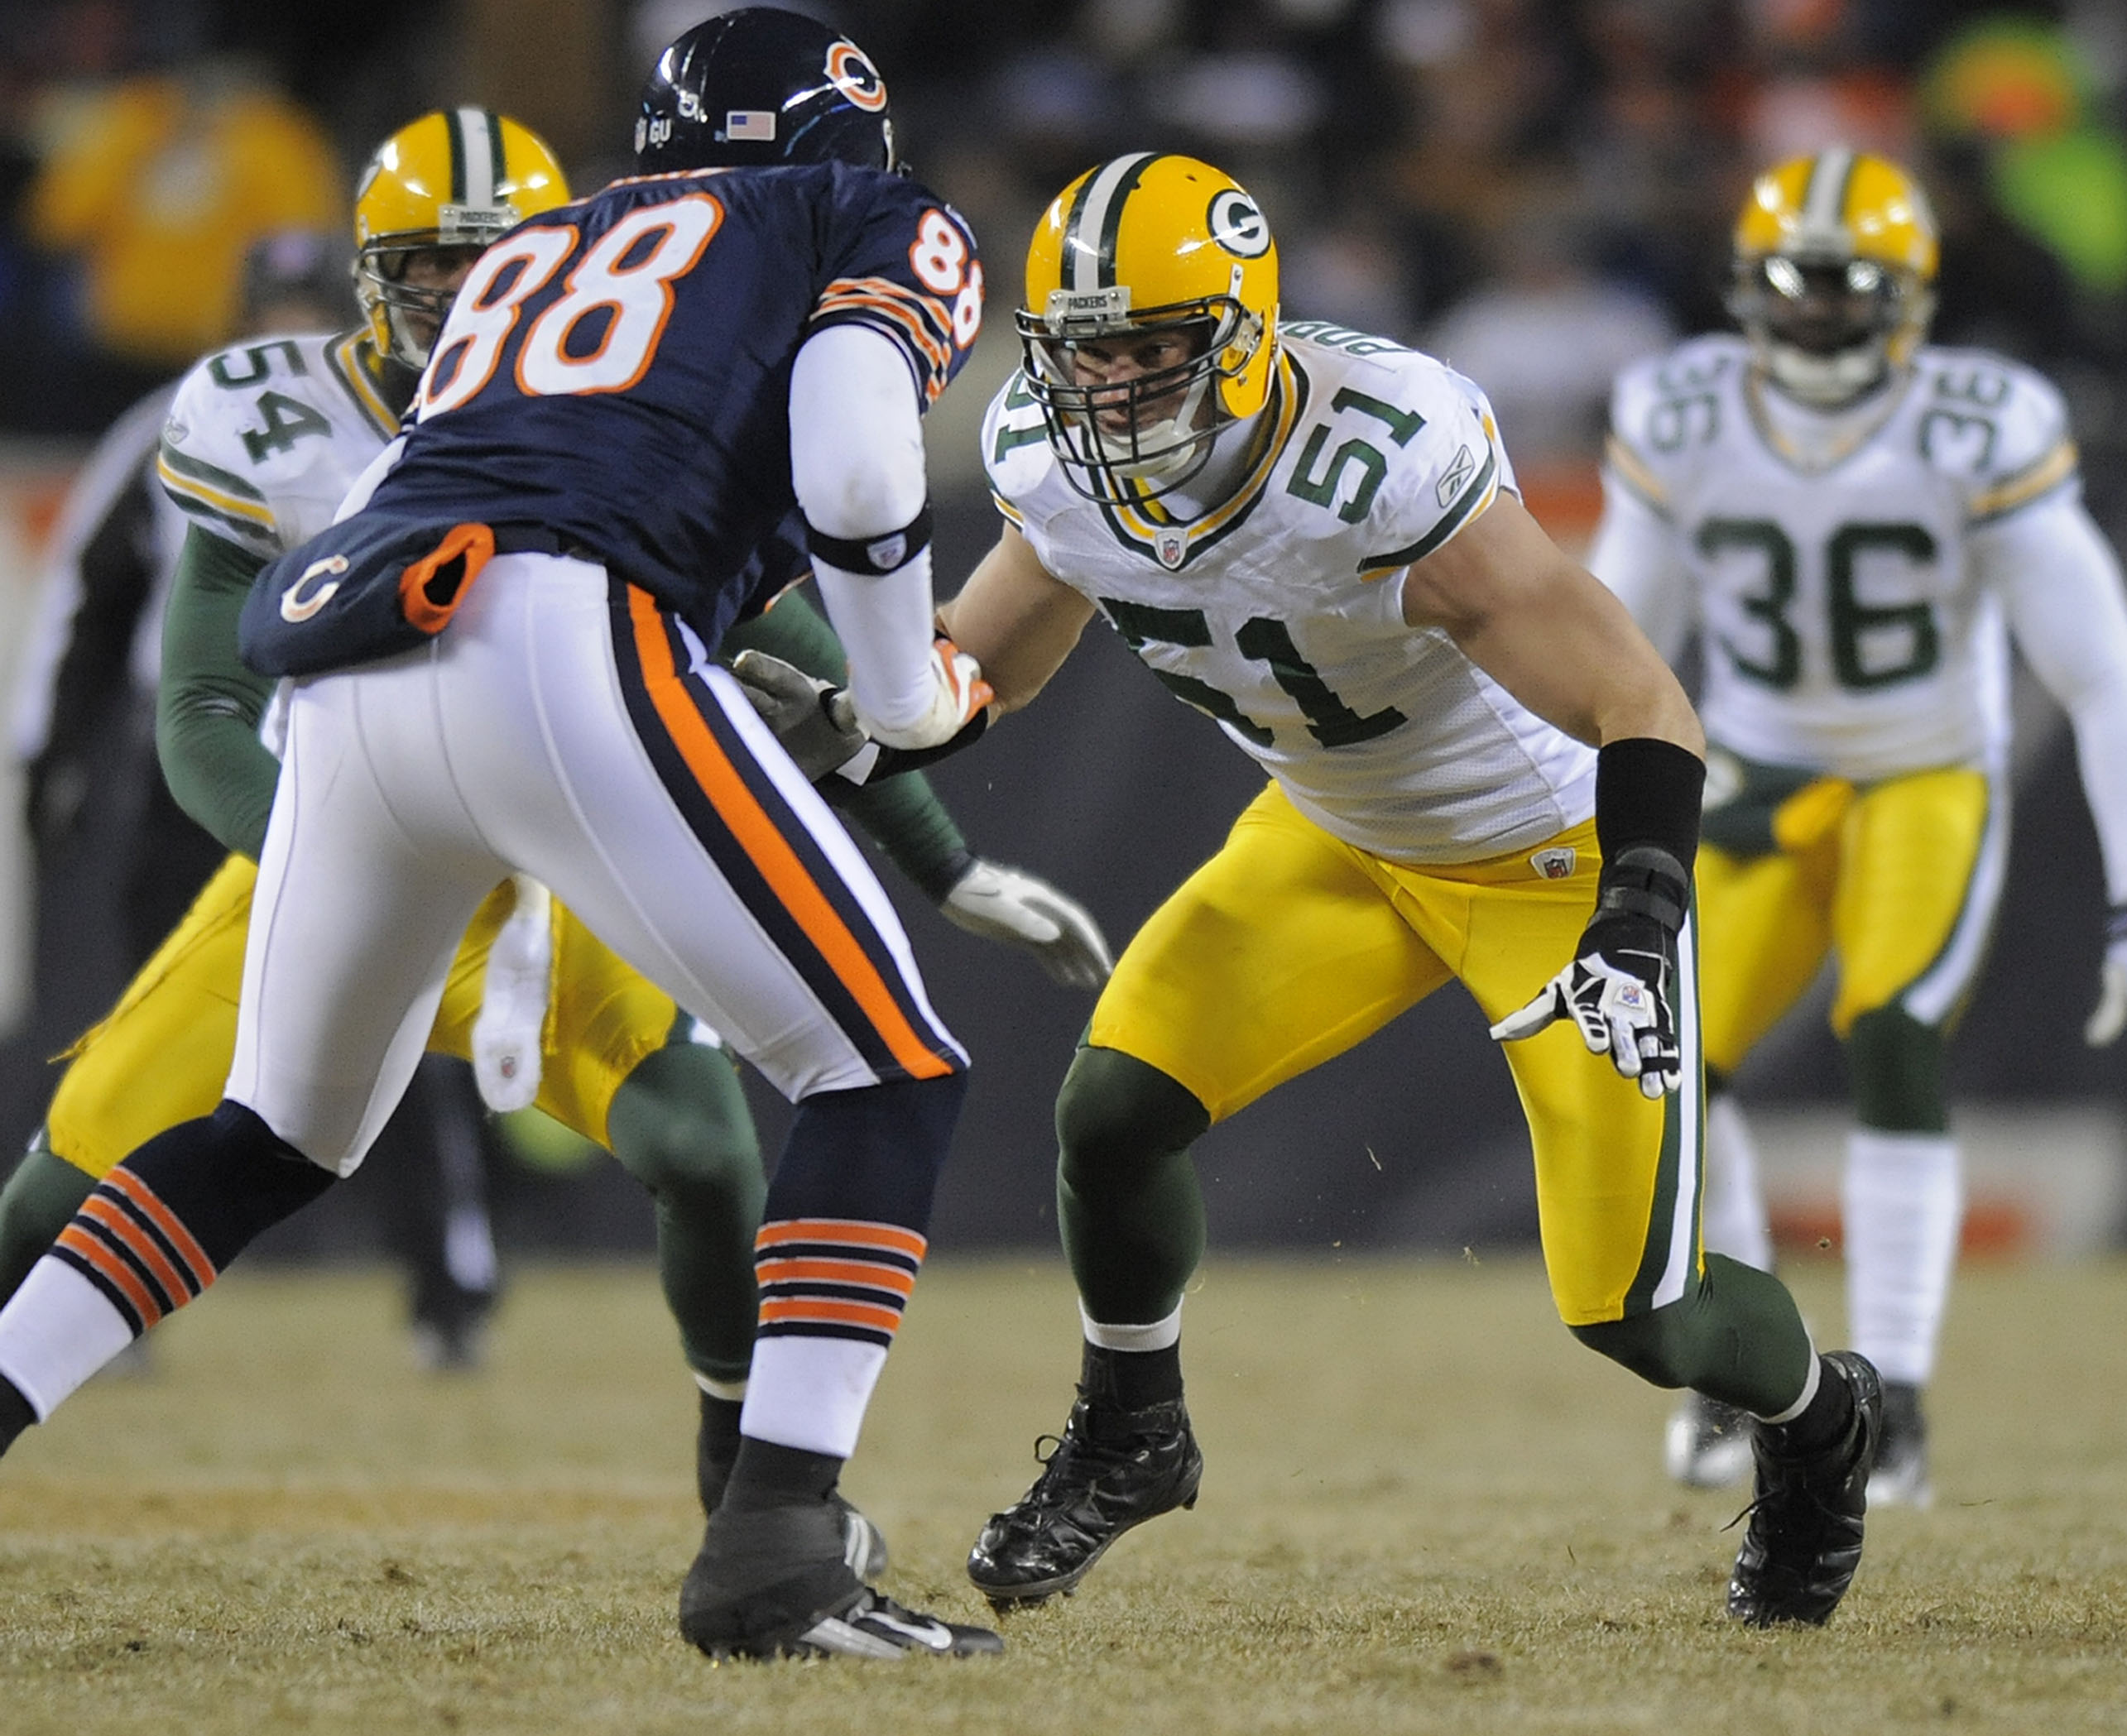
[0,0,2122,1281]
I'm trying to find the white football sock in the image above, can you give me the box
[1842,1127,1961,1387]
[740,1336,887,1458]
[1081,1302,1183,1354]
[1699,1093,1774,1271]
[0,1255,141,1418]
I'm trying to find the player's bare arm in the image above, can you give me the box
[938,523,1096,714]
[1400,490,1703,759]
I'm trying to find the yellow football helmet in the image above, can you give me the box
[1019,153,1279,501]
[353,108,570,367]
[1729,146,1938,406]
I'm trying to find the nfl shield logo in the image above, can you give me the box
[1529,846,1577,880]
[1156,533,1186,569]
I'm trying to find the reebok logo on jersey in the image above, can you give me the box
[1437,445,1476,508]
[1529,846,1577,880]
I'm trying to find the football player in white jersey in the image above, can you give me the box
[1588,148,2127,1506]
[917,153,1882,1626]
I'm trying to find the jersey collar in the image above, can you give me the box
[1093,349,1306,572]
[325,331,412,438]
[1742,362,1916,477]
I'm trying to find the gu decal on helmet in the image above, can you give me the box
[1208,189,1270,258]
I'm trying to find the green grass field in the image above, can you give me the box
[2,1254,2123,1734]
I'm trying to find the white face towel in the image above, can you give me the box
[472,874,554,1113]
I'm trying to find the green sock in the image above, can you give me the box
[0,1139,97,1305]
[605,1041,765,1386]
[1055,1048,1209,1325]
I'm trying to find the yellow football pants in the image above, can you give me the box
[1696,765,2000,1075]
[46,854,679,1181]
[1088,782,1702,1326]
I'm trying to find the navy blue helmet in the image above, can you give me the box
[635,8,895,175]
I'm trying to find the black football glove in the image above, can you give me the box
[1490,844,1688,1098]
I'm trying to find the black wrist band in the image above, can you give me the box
[804,504,934,576]
[915,846,979,906]
[1595,737,1704,870]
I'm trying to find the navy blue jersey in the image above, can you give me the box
[363,161,981,652]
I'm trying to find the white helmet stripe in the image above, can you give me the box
[1068,151,1158,294]
[1797,145,1856,252]
[456,107,498,209]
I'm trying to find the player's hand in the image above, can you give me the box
[729,650,867,780]
[857,635,993,752]
[1489,846,1688,1099]
[940,859,1114,990]
[2084,907,2127,1047]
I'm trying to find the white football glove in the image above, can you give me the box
[941,860,1114,990]
[729,649,867,779]
[855,635,992,751]
[2084,909,2127,1047]
[1490,846,1688,1100]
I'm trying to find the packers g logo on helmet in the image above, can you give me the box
[1728,146,1938,406]
[1207,189,1270,259]
[1019,153,1280,504]
[353,108,570,369]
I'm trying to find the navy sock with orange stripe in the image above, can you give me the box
[769,1072,967,1228]
[0,1101,334,1431]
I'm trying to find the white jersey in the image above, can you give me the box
[156,328,401,560]
[985,323,1596,865]
[1598,333,2080,781]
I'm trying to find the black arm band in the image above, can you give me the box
[860,704,990,779]
[1594,736,1704,870]
[823,705,991,801]
[913,845,979,905]
[804,504,934,576]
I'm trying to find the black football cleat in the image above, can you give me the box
[680,1497,996,1661]
[696,1417,889,1580]
[1726,1351,1884,1627]
[1866,1381,1933,1509]
[967,1393,1202,1606]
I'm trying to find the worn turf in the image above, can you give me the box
[1,1255,2122,1734]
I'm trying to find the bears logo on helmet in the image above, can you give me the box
[635,7,896,175]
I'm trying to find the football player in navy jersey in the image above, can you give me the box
[0,10,1003,1662]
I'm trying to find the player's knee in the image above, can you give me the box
[1055,1047,1210,1190]
[1844,1006,1947,1133]
[1569,1307,1698,1389]
[771,1070,969,1226]
[608,1043,761,1201]
[121,1101,337,1271]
